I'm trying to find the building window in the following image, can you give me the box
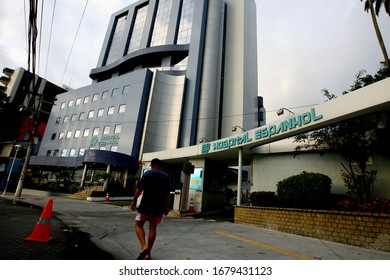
[61,149,68,157]
[107,106,115,115]
[51,133,56,140]
[112,88,120,97]
[63,115,69,123]
[53,149,59,156]
[70,114,77,122]
[69,148,76,157]
[66,131,72,139]
[60,102,66,109]
[92,93,99,102]
[78,148,85,156]
[118,104,126,114]
[150,0,172,47]
[75,98,82,105]
[88,110,94,119]
[97,108,104,117]
[177,0,195,45]
[83,128,90,137]
[83,96,90,104]
[68,100,74,107]
[102,91,109,99]
[103,126,110,135]
[105,13,128,65]
[58,132,64,140]
[46,150,52,156]
[55,117,61,124]
[79,112,85,120]
[127,4,148,54]
[93,127,100,136]
[114,124,122,134]
[122,85,130,95]
[74,129,81,138]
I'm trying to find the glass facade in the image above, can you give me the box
[177,0,194,45]
[174,0,195,70]
[150,0,173,47]
[105,13,128,65]
[102,0,195,69]
[127,5,148,54]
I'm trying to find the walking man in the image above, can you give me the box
[130,158,170,260]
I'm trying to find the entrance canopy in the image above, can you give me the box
[143,77,390,165]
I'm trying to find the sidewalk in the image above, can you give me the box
[1,193,390,260]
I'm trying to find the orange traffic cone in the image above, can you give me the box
[25,199,53,242]
[189,198,195,213]
[105,192,110,202]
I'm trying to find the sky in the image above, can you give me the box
[1,0,390,123]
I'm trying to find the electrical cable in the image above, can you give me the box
[45,0,57,79]
[24,0,28,58]
[61,0,89,85]
[37,0,44,76]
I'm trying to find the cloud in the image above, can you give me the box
[257,0,390,122]
[1,0,389,124]
[0,0,137,88]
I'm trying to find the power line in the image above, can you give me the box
[24,0,28,58]
[37,0,44,76]
[61,0,89,85]
[45,0,57,79]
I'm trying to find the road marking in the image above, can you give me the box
[211,230,315,260]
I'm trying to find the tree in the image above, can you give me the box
[295,67,389,203]
[361,0,390,68]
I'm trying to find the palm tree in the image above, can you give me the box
[361,0,390,68]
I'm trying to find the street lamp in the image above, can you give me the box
[2,144,22,196]
[198,137,210,143]
[276,108,295,116]
[231,125,246,132]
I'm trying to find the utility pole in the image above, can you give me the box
[15,0,39,197]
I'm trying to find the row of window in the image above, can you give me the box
[60,86,132,110]
[51,124,122,141]
[46,145,118,157]
[56,104,126,124]
[105,0,195,65]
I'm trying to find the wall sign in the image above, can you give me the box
[201,108,323,154]
[90,135,120,148]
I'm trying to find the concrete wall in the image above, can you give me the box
[251,140,390,199]
[222,0,259,137]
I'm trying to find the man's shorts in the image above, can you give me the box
[135,212,163,224]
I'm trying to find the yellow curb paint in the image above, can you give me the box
[211,230,315,260]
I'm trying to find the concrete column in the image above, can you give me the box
[80,164,88,189]
[103,164,111,192]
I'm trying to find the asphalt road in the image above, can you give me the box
[0,197,113,260]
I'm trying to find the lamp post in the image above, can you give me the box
[2,144,22,196]
[237,146,243,206]
[276,108,295,116]
[231,126,246,206]
[231,125,246,132]
[198,137,210,143]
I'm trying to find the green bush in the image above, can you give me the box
[249,191,278,207]
[276,171,332,209]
